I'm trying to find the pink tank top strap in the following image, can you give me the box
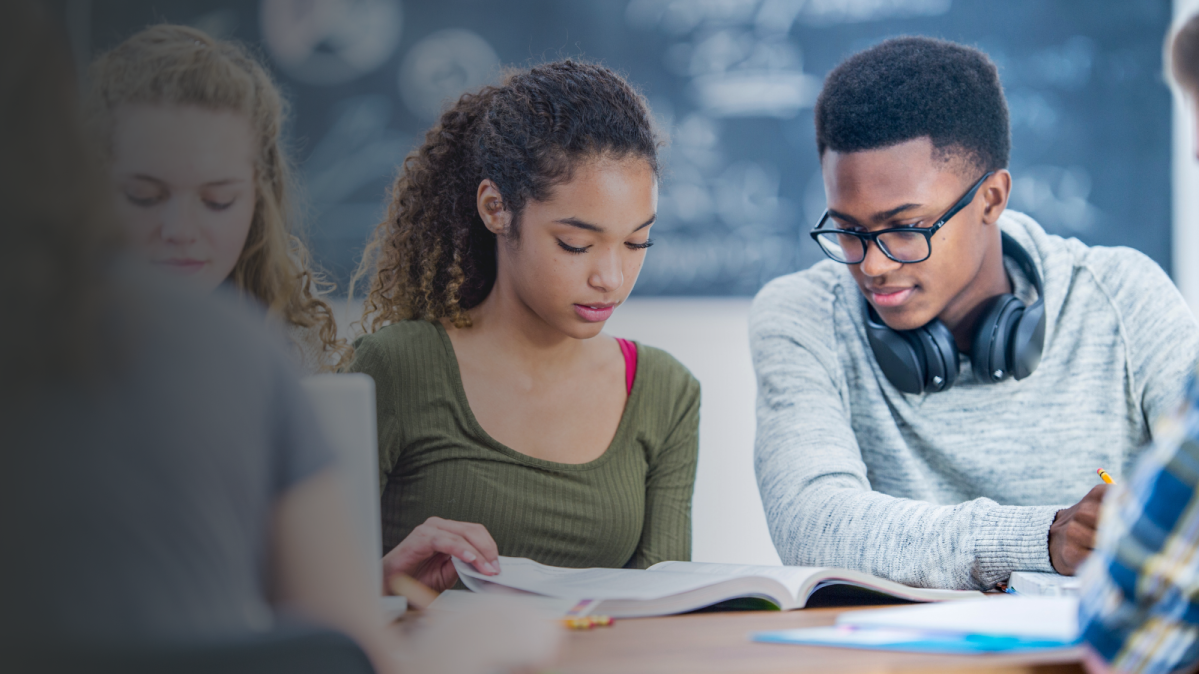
[615,337,638,396]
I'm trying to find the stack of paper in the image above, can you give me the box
[752,596,1081,654]
[429,589,595,617]
[1008,571,1081,597]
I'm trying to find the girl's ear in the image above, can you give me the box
[477,179,510,235]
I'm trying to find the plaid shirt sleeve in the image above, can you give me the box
[1079,372,1199,674]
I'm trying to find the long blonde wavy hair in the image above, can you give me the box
[84,24,349,370]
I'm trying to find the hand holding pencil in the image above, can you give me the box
[1048,475,1111,576]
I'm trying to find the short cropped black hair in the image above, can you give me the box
[815,36,1010,173]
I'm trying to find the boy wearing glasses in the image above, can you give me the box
[751,36,1199,590]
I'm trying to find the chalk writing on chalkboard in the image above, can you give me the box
[71,0,1173,295]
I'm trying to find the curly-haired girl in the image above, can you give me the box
[350,60,700,590]
[85,24,348,373]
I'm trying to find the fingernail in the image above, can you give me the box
[483,562,498,574]
[461,551,476,563]
[492,559,502,572]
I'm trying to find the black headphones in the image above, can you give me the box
[864,232,1046,395]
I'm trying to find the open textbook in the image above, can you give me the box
[453,557,983,619]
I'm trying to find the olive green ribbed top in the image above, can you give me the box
[350,320,700,569]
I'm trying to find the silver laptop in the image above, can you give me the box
[301,374,404,616]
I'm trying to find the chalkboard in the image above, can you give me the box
[62,0,1174,296]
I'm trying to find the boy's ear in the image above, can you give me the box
[980,170,1011,225]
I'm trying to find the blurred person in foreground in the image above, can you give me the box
[0,2,395,670]
[1079,13,1199,674]
[84,24,349,373]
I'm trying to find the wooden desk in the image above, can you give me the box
[395,605,1083,674]
[547,609,1082,674]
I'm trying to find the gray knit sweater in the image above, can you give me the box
[750,211,1199,590]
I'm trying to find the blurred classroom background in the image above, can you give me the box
[57,0,1199,567]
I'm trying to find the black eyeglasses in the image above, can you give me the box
[810,171,994,265]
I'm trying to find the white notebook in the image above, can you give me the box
[836,595,1080,642]
[454,556,982,619]
[1008,571,1081,597]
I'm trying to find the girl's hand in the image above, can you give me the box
[382,517,501,593]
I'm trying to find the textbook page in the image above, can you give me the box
[648,561,827,599]
[649,561,982,603]
[456,556,736,601]
[429,589,588,617]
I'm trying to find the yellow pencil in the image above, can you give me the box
[1097,468,1116,485]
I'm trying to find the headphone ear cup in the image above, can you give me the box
[1010,299,1045,380]
[911,320,959,393]
[971,294,1024,383]
[997,231,1047,381]
[864,303,960,394]
[865,313,929,394]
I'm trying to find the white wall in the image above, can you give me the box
[603,298,782,566]
[1177,0,1199,311]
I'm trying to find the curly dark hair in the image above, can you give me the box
[353,59,660,332]
[815,36,1010,173]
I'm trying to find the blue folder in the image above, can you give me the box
[752,626,1081,654]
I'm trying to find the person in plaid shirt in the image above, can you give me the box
[1079,12,1199,674]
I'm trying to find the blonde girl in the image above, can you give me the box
[85,24,347,372]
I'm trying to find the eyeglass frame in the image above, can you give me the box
[809,170,996,265]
